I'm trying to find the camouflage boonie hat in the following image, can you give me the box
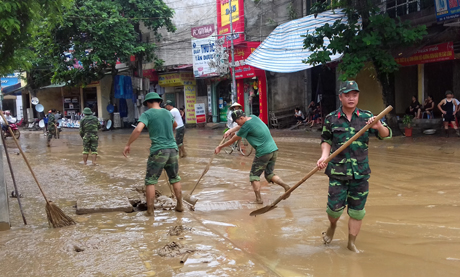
[83,107,93,115]
[231,110,246,123]
[339,81,360,94]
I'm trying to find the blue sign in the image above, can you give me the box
[436,0,460,22]
[0,75,19,89]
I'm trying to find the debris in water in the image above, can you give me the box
[158,242,192,257]
[74,245,85,252]
[169,225,193,236]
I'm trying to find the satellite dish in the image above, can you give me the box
[35,104,44,112]
[106,120,112,129]
[39,120,45,128]
[31,97,40,105]
[107,104,115,113]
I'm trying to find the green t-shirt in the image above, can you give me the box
[139,108,178,153]
[236,115,278,157]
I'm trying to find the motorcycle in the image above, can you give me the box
[2,118,20,139]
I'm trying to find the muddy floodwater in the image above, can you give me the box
[1,128,459,276]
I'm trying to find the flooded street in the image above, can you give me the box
[1,128,460,276]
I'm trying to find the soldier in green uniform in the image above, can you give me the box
[215,110,291,204]
[317,81,392,253]
[123,92,183,216]
[80,108,101,165]
[47,109,57,147]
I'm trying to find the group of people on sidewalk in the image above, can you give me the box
[118,79,391,253]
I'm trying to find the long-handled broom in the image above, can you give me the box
[183,136,227,206]
[1,113,75,228]
[250,106,393,216]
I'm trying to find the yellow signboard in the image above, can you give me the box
[221,0,239,26]
[185,85,196,123]
[158,72,196,87]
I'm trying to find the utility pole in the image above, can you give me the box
[229,0,237,104]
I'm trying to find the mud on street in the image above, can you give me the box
[1,128,460,276]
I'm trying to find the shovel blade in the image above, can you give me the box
[249,205,277,216]
[183,193,197,206]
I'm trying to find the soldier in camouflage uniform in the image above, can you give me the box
[80,108,101,165]
[317,81,392,253]
[123,92,183,216]
[47,109,56,147]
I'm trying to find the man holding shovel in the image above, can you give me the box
[215,110,291,204]
[317,81,391,253]
[123,92,183,216]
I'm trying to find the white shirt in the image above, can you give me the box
[170,107,184,128]
[227,110,237,129]
[454,99,460,112]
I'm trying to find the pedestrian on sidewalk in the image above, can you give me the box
[80,108,101,165]
[316,81,392,253]
[123,92,184,216]
[47,109,56,147]
[215,110,291,204]
[165,100,187,158]
[437,90,460,137]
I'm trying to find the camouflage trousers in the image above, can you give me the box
[145,148,181,186]
[249,150,278,182]
[175,126,185,147]
[326,176,369,220]
[47,125,56,142]
[82,134,99,155]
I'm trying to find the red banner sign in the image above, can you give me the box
[396,42,454,66]
[216,0,245,47]
[230,42,263,79]
[191,24,215,39]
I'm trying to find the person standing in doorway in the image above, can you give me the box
[123,92,183,216]
[437,90,459,137]
[215,110,291,204]
[165,100,186,158]
[80,108,101,165]
[317,81,391,253]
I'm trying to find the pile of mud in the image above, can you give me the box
[169,225,193,236]
[158,242,192,257]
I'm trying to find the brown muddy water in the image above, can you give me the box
[0,128,459,276]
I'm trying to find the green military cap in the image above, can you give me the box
[83,107,93,115]
[231,110,246,123]
[143,92,163,104]
[339,81,360,94]
[165,100,174,106]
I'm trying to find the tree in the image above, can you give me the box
[0,0,69,75]
[46,0,175,100]
[303,0,427,124]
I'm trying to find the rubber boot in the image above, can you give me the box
[456,129,460,137]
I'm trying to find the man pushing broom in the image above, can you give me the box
[317,81,391,253]
[215,110,291,204]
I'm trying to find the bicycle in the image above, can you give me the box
[224,137,253,156]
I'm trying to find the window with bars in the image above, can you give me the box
[382,0,435,18]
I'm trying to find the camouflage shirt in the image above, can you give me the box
[79,115,100,137]
[321,107,392,180]
[48,113,56,125]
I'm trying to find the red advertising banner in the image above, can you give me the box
[216,0,245,47]
[396,42,455,66]
[230,42,263,79]
[191,24,215,39]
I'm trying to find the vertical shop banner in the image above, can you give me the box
[436,0,460,21]
[207,85,212,115]
[230,42,262,79]
[185,85,197,123]
[216,0,245,47]
[395,42,454,66]
[195,103,206,123]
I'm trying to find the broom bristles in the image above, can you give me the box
[46,202,76,228]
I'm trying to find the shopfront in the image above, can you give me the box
[159,72,197,124]
[233,42,268,124]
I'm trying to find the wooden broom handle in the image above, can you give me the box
[0,113,49,203]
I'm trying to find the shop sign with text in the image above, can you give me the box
[230,42,263,79]
[217,0,245,47]
[195,103,206,123]
[159,72,196,87]
[395,42,454,66]
[192,35,218,77]
[185,85,197,123]
[436,0,460,22]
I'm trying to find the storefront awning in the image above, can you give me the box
[1,83,24,96]
[245,10,348,73]
[40,83,67,89]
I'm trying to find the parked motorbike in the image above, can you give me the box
[2,119,20,139]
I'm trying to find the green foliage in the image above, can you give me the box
[402,114,413,128]
[302,5,427,82]
[287,2,298,20]
[0,0,70,75]
[38,0,175,87]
